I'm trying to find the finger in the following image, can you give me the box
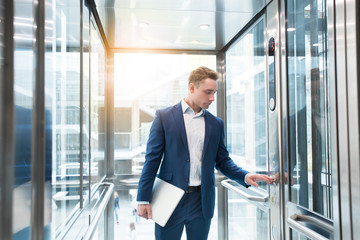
[148,207,152,219]
[248,178,259,187]
[142,210,148,219]
[138,211,145,218]
[138,208,147,218]
[255,175,274,184]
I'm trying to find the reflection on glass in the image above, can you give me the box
[225,19,267,181]
[287,0,332,218]
[228,191,269,239]
[291,229,317,240]
[92,211,105,240]
[82,2,90,202]
[90,19,106,183]
[50,1,82,234]
[13,1,34,239]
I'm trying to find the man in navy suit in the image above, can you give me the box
[137,66,274,240]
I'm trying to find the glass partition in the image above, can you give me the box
[227,190,269,239]
[13,1,34,238]
[7,0,109,238]
[225,18,268,184]
[90,18,106,184]
[224,16,270,239]
[286,0,332,219]
[50,0,82,235]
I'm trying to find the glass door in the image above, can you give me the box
[285,0,334,239]
[223,0,335,239]
[223,1,280,239]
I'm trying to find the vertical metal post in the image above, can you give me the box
[80,0,84,209]
[0,1,15,239]
[327,0,340,238]
[106,50,114,178]
[279,0,290,238]
[216,51,228,240]
[88,8,92,204]
[276,0,286,237]
[334,0,352,238]
[31,0,46,239]
[105,37,115,240]
[345,0,360,238]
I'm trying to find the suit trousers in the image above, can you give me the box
[155,190,211,240]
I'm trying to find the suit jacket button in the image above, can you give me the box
[186,159,190,162]
[185,178,189,182]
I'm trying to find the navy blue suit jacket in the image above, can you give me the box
[137,102,249,219]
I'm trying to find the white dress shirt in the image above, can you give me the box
[181,99,205,186]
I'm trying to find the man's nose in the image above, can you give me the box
[209,94,215,101]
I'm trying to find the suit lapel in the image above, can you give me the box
[172,102,189,156]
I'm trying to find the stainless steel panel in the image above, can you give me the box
[0,1,15,239]
[279,0,288,238]
[266,1,283,240]
[345,0,360,239]
[327,0,340,238]
[334,0,352,238]
[31,0,46,239]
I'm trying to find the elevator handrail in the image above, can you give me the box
[54,177,107,239]
[82,182,114,240]
[221,179,268,202]
[287,213,333,240]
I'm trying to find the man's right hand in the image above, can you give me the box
[137,204,152,219]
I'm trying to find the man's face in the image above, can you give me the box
[190,78,217,110]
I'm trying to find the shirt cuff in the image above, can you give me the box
[244,173,250,185]
[137,201,150,205]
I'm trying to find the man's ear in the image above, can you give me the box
[189,83,195,93]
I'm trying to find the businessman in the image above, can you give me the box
[137,66,274,240]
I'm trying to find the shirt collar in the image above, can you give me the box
[181,99,204,116]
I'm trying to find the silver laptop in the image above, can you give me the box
[150,177,185,227]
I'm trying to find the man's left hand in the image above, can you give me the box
[246,174,274,187]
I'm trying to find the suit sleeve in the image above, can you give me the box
[215,120,250,187]
[136,110,165,201]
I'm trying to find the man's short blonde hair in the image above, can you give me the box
[188,66,219,87]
